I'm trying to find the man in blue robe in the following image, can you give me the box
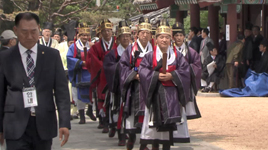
[67,23,96,124]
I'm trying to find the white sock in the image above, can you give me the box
[208,82,214,88]
[201,79,207,87]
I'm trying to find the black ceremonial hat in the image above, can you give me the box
[64,20,78,41]
[43,22,54,30]
[172,22,185,36]
[54,28,62,36]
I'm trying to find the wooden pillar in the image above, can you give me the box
[208,5,219,49]
[227,4,238,46]
[176,10,184,24]
[190,4,200,28]
[242,5,249,31]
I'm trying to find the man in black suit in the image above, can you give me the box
[0,12,70,150]
[188,27,200,53]
[255,38,268,73]
[252,26,263,69]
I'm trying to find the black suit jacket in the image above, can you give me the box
[255,51,268,73]
[189,35,200,53]
[0,44,70,140]
[0,46,9,51]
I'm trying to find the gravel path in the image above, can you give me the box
[189,96,268,150]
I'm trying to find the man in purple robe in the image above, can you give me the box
[103,20,131,146]
[119,16,153,150]
[172,22,202,120]
[139,19,191,150]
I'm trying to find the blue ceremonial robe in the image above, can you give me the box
[67,40,91,103]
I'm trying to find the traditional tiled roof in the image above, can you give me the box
[133,0,153,4]
[129,7,170,25]
[175,0,198,5]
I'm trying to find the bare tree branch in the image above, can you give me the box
[56,0,86,14]
[50,0,93,19]
[38,0,43,11]
[11,0,23,11]
[54,16,80,26]
[0,15,14,22]
[92,0,109,13]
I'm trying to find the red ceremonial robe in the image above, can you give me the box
[86,38,117,111]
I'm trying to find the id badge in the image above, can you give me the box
[22,86,38,108]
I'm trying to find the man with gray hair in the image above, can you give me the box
[0,30,17,51]
[39,22,59,49]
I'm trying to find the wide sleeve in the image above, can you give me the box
[86,44,102,89]
[119,48,137,101]
[103,50,120,93]
[139,52,159,108]
[189,48,202,95]
[170,52,191,107]
[54,50,71,129]
[66,44,82,82]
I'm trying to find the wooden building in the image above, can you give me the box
[134,0,268,48]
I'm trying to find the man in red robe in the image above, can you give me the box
[86,19,117,133]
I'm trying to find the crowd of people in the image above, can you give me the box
[0,11,267,150]
[185,23,268,92]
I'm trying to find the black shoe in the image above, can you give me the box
[201,87,211,93]
[73,115,79,119]
[126,140,134,150]
[78,109,86,124]
[118,140,126,146]
[97,124,104,129]
[127,137,136,150]
[102,127,109,133]
[86,104,96,121]
[108,128,116,138]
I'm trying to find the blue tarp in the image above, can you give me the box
[220,69,268,97]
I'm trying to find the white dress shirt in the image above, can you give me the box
[19,42,37,73]
[19,42,38,112]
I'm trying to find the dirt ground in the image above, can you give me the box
[188,96,268,150]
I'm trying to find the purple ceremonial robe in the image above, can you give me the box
[103,49,121,127]
[139,50,190,127]
[184,47,202,120]
[103,49,121,94]
[119,43,149,131]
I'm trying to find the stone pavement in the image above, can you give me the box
[52,117,223,150]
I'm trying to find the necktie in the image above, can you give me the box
[26,50,35,86]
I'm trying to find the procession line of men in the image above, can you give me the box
[0,13,203,150]
[60,17,202,150]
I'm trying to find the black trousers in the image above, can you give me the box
[6,116,52,150]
